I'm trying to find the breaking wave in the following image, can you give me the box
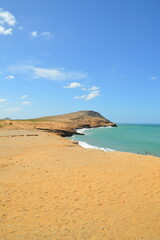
[78,141,114,152]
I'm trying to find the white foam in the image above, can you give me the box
[76,128,91,135]
[76,126,113,135]
[74,127,115,152]
[78,141,114,152]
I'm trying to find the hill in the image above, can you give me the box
[29,110,117,136]
[31,110,113,123]
[0,111,117,137]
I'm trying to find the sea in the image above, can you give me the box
[69,124,160,157]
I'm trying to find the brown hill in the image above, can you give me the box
[32,110,114,123]
[31,110,117,135]
[1,111,117,137]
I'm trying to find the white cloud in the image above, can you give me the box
[30,31,53,39]
[22,101,30,105]
[20,95,27,99]
[0,9,16,35]
[31,31,38,38]
[150,76,158,80]
[5,107,21,112]
[0,98,6,102]
[41,31,53,38]
[85,91,100,100]
[64,82,83,88]
[0,10,16,26]
[5,75,15,80]
[75,90,100,101]
[0,26,12,35]
[89,86,99,91]
[81,86,100,91]
[34,67,88,81]
[9,65,88,81]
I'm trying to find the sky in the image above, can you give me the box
[0,0,160,123]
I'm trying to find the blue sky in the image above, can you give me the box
[0,0,160,123]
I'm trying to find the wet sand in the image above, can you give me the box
[0,129,160,240]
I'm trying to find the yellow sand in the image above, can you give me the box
[0,129,160,240]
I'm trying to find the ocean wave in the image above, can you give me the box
[76,126,113,135]
[78,141,114,152]
[76,128,91,135]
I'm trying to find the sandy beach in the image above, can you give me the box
[0,126,160,240]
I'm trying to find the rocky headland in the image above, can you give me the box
[0,110,117,137]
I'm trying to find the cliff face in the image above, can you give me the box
[1,111,117,137]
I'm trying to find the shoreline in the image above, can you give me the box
[71,126,116,152]
[72,125,160,158]
[77,140,115,152]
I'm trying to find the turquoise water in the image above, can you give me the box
[70,124,160,157]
